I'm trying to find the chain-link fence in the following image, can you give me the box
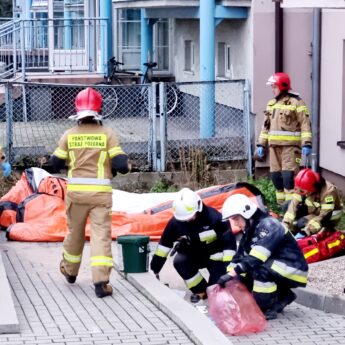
[0,80,252,173]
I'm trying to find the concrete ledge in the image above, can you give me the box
[295,286,345,316]
[126,272,233,345]
[0,251,19,333]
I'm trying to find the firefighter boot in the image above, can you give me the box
[190,292,207,303]
[94,282,113,298]
[60,260,77,284]
[263,309,278,320]
[275,289,297,313]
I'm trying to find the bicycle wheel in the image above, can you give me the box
[96,86,118,118]
[166,85,178,115]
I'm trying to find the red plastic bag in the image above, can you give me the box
[207,280,267,336]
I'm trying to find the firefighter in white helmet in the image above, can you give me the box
[150,188,237,303]
[49,87,130,298]
[256,72,312,205]
[217,193,308,320]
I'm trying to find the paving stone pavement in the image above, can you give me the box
[2,238,345,345]
[0,241,193,345]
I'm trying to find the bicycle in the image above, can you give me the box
[96,58,179,117]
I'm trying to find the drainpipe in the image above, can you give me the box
[63,0,72,50]
[200,0,215,138]
[140,9,153,79]
[100,0,113,76]
[275,1,283,72]
[311,9,321,172]
[24,0,32,20]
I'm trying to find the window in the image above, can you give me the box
[217,42,231,78]
[184,40,194,72]
[154,19,169,71]
[340,41,345,148]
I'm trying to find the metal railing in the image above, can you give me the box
[1,80,252,174]
[0,18,108,80]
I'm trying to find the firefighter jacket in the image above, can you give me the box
[52,123,129,205]
[150,204,237,274]
[227,209,308,286]
[257,93,312,148]
[283,180,343,235]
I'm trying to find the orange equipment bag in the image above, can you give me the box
[297,230,345,264]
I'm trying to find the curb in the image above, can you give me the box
[0,250,19,334]
[124,271,233,345]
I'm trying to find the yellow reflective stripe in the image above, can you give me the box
[108,146,125,158]
[68,134,107,149]
[199,230,217,244]
[226,263,236,272]
[186,272,204,289]
[249,246,270,262]
[154,244,171,258]
[284,212,295,222]
[304,247,319,259]
[301,132,312,138]
[269,135,301,141]
[53,147,68,159]
[63,250,82,264]
[90,256,113,267]
[331,210,343,220]
[271,104,297,111]
[253,281,277,294]
[321,203,335,210]
[305,199,314,207]
[276,191,285,201]
[328,240,341,249]
[97,151,107,179]
[68,151,76,178]
[308,219,321,230]
[67,184,112,192]
[285,193,293,201]
[293,193,302,202]
[210,252,223,261]
[325,196,334,203]
[297,105,309,114]
[271,262,308,284]
[259,133,268,139]
[223,249,236,262]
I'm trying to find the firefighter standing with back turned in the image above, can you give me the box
[49,87,130,298]
[256,73,312,206]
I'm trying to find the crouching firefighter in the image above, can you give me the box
[217,194,308,320]
[150,188,237,303]
[48,87,130,298]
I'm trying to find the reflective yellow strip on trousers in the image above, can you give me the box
[67,184,113,192]
[63,250,82,264]
[90,256,114,267]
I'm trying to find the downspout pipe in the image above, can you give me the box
[200,0,215,138]
[311,9,321,172]
[275,1,283,72]
[100,0,113,76]
[141,9,154,79]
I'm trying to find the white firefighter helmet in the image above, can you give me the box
[69,87,103,121]
[222,194,258,220]
[172,188,203,221]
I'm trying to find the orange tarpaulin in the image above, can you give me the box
[1,169,265,242]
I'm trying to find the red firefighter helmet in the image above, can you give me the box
[295,168,320,193]
[70,87,103,120]
[266,72,291,91]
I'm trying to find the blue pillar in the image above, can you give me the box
[24,0,32,19]
[200,0,216,138]
[63,1,72,50]
[141,9,153,77]
[100,0,113,75]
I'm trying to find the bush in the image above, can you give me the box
[150,179,178,193]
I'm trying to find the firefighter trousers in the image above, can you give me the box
[62,196,113,284]
[173,251,227,294]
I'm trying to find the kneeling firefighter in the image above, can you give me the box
[48,87,130,298]
[150,188,237,303]
[217,194,308,320]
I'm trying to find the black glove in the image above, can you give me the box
[155,273,160,280]
[217,274,234,288]
[170,237,191,256]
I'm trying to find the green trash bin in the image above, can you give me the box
[117,235,150,273]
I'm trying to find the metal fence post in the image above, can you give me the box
[150,82,158,171]
[159,82,167,172]
[5,83,13,164]
[243,79,252,177]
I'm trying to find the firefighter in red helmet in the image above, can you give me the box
[49,87,130,298]
[283,168,343,238]
[256,72,312,206]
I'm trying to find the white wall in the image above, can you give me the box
[319,9,345,175]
